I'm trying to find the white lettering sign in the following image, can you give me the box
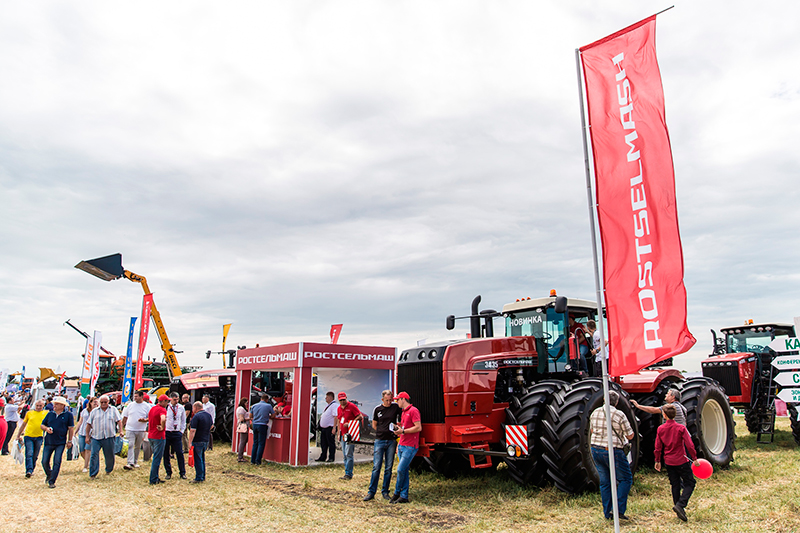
[613,52,661,350]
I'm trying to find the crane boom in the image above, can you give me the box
[123,270,183,379]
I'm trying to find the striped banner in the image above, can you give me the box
[505,424,528,455]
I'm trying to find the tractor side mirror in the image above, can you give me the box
[554,296,568,314]
[446,315,456,330]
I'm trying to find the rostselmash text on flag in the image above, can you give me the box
[580,16,695,376]
[135,294,154,391]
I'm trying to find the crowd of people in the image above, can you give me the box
[2,376,698,520]
[0,389,218,487]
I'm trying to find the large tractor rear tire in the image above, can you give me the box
[503,379,569,487]
[787,404,800,446]
[540,379,639,494]
[681,378,735,468]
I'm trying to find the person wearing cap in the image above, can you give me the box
[334,392,363,480]
[40,397,74,488]
[148,394,169,484]
[390,392,422,504]
[85,395,122,478]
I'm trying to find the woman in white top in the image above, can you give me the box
[75,397,98,472]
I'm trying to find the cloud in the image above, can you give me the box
[1,1,800,378]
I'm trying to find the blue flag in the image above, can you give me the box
[122,317,137,403]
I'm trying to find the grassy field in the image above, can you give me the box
[4,414,800,532]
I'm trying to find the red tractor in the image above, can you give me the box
[397,293,735,494]
[703,321,800,445]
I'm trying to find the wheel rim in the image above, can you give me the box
[701,398,727,455]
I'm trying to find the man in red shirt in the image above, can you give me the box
[148,395,168,485]
[654,404,700,522]
[333,392,363,480]
[390,391,421,504]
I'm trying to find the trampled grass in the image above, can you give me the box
[3,414,800,532]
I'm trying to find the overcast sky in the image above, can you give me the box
[1,1,798,378]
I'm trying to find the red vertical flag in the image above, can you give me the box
[330,324,343,344]
[580,16,695,376]
[135,293,154,391]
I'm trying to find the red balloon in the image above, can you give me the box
[692,458,713,479]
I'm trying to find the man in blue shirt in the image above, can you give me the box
[188,402,214,483]
[40,397,74,489]
[249,394,274,466]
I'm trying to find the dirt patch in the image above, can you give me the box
[222,470,470,530]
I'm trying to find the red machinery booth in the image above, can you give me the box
[233,342,396,466]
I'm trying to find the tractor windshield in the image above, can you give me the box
[725,326,794,354]
[505,307,569,364]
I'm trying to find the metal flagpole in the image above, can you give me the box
[575,47,620,533]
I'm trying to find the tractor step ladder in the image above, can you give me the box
[757,363,779,444]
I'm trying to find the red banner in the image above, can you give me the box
[580,16,695,376]
[134,294,154,391]
[330,324,343,344]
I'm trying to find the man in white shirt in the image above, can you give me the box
[315,392,337,462]
[202,395,216,449]
[121,391,151,470]
[2,398,20,455]
[163,392,187,479]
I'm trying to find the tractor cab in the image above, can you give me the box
[502,293,599,375]
[703,322,796,407]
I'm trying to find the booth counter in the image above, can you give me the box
[243,417,292,464]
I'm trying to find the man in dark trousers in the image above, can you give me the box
[40,396,74,489]
[188,401,213,483]
[249,394,274,466]
[315,391,337,463]
[163,392,187,480]
[655,404,700,522]
[363,390,401,501]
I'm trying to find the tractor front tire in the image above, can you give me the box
[503,379,568,487]
[681,378,735,468]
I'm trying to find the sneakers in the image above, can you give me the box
[25,473,31,479]
[82,468,88,473]
[48,483,56,489]
[389,493,400,503]
[673,505,688,522]
[133,463,141,468]
[165,474,172,480]
[382,492,390,500]
[180,474,187,480]
[339,474,352,480]
[150,479,165,485]
[390,497,409,504]
[363,493,375,501]
[123,465,133,471]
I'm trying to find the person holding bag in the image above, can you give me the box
[235,398,251,462]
